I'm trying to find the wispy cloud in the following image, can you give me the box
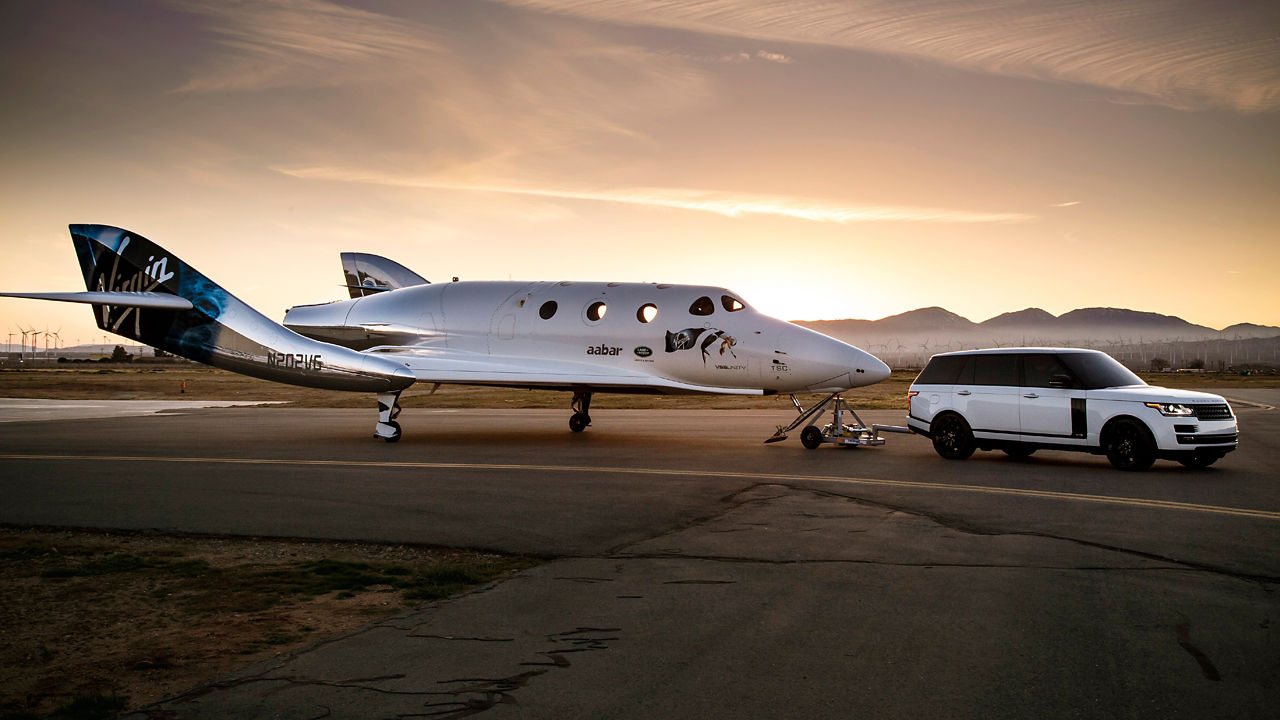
[498,0,1280,112]
[276,166,1033,224]
[751,50,794,64]
[169,0,439,92]
[1051,201,1082,208]
[167,0,714,162]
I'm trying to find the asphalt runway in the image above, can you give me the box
[2,395,1277,719]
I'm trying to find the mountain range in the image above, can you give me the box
[796,307,1280,364]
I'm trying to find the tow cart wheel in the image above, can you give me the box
[569,413,590,433]
[800,425,824,450]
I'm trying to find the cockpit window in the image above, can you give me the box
[689,296,715,316]
[722,295,745,312]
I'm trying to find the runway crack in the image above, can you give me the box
[1176,622,1223,681]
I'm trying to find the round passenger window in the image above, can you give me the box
[689,296,714,316]
[586,301,607,322]
[722,295,745,312]
[538,301,557,320]
[637,303,658,323]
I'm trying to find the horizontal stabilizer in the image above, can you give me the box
[0,291,194,310]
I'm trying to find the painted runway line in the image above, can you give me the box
[2,453,1277,521]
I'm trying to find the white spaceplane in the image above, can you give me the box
[2,225,890,441]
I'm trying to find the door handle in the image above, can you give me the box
[1023,393,1039,399]
[957,390,971,396]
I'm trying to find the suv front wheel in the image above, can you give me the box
[1104,418,1156,471]
[931,413,975,460]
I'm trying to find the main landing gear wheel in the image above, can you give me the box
[569,389,593,433]
[1105,418,1156,471]
[800,425,824,450]
[376,420,402,443]
[931,413,975,460]
[374,390,403,442]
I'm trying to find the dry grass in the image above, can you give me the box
[0,528,537,718]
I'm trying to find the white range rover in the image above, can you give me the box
[907,348,1238,470]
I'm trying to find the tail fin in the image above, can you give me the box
[63,224,412,392]
[341,252,428,298]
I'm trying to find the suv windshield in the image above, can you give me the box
[1059,353,1145,389]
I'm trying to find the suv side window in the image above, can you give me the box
[1022,354,1074,388]
[915,355,965,384]
[973,354,1018,386]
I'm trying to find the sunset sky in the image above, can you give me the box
[1,0,1277,350]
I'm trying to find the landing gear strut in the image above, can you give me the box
[569,390,593,433]
[375,390,402,442]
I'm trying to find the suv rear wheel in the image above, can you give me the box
[931,413,975,460]
[1104,418,1156,471]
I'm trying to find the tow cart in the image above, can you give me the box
[764,392,913,449]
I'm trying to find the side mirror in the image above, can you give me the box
[1049,374,1072,389]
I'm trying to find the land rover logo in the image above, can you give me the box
[634,346,652,358]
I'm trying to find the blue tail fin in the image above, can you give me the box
[71,224,228,357]
[68,224,413,393]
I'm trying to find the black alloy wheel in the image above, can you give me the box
[931,413,975,460]
[1105,418,1156,471]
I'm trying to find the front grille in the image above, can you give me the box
[1190,404,1233,420]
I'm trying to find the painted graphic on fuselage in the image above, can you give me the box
[665,327,738,365]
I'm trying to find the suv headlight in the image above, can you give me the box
[1145,402,1194,417]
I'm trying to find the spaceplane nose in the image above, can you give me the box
[863,352,891,384]
[829,342,891,388]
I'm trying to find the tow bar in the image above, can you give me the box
[764,392,913,449]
